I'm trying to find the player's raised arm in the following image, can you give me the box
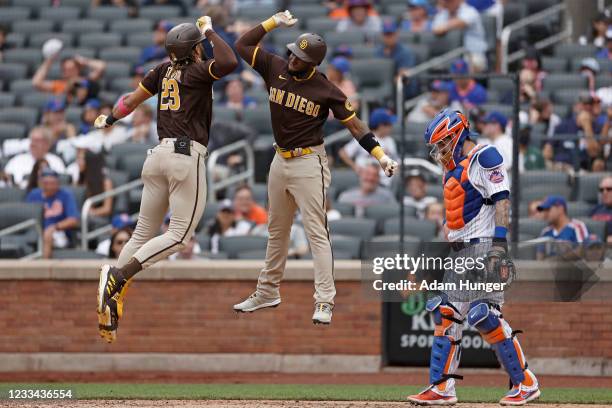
[235,10,298,63]
[93,86,151,129]
[343,115,399,177]
[196,16,238,78]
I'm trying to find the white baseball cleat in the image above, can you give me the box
[312,302,333,325]
[233,292,281,313]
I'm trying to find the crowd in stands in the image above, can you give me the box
[0,0,610,260]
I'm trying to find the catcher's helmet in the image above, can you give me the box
[165,23,206,63]
[424,109,470,170]
[286,33,327,65]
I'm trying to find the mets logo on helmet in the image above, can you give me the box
[299,39,308,49]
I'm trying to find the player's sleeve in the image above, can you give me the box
[249,46,282,82]
[192,60,225,83]
[472,146,509,201]
[139,64,163,96]
[327,83,356,123]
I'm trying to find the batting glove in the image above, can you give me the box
[379,155,399,177]
[272,10,298,28]
[196,16,213,36]
[94,114,111,129]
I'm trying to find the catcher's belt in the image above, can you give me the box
[274,143,314,159]
[449,237,489,252]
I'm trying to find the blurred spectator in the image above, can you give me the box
[207,199,253,254]
[66,79,101,107]
[33,54,106,97]
[79,99,102,135]
[596,28,612,60]
[234,185,268,225]
[339,108,398,186]
[516,47,546,104]
[580,58,600,95]
[128,104,157,143]
[71,149,113,218]
[479,111,512,170]
[528,199,545,220]
[536,195,590,260]
[222,76,256,110]
[519,98,561,138]
[376,20,416,77]
[4,127,66,189]
[468,106,486,134]
[91,0,138,17]
[407,80,462,123]
[432,0,488,72]
[403,169,437,218]
[139,20,174,67]
[71,103,129,153]
[518,128,545,172]
[26,169,79,259]
[336,0,382,42]
[108,227,133,259]
[25,159,49,193]
[41,98,77,147]
[591,176,612,242]
[338,163,397,217]
[169,236,202,260]
[0,24,10,63]
[326,57,359,111]
[590,12,610,48]
[96,213,135,256]
[331,44,354,59]
[142,0,186,13]
[326,197,342,221]
[448,59,487,109]
[425,201,445,239]
[401,0,433,33]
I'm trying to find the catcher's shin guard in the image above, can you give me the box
[467,301,536,388]
[426,296,464,392]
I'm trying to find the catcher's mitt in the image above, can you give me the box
[485,246,516,284]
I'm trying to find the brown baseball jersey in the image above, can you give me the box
[140,59,222,147]
[249,46,356,149]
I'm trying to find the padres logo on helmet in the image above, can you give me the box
[299,39,308,49]
[286,33,327,66]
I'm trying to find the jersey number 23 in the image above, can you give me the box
[160,78,180,111]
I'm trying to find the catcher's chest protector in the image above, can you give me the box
[443,146,485,230]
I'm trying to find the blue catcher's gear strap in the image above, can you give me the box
[468,302,527,386]
[429,336,464,388]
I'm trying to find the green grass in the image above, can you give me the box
[0,383,611,404]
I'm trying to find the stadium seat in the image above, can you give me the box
[39,7,81,23]
[344,44,376,59]
[29,32,75,49]
[0,8,31,26]
[385,3,407,16]
[106,169,130,214]
[596,75,612,89]
[329,218,377,241]
[325,32,366,47]
[53,249,104,259]
[567,201,593,218]
[578,218,606,241]
[0,187,25,203]
[235,250,267,260]
[541,56,568,73]
[421,31,463,56]
[502,3,526,26]
[364,202,400,231]
[383,217,437,240]
[110,19,154,35]
[0,63,28,82]
[0,93,16,109]
[99,47,141,66]
[0,107,39,130]
[58,0,91,8]
[117,154,147,181]
[350,58,394,98]
[330,169,359,197]
[79,33,123,50]
[271,29,304,50]
[6,33,26,49]
[102,62,131,79]
[518,218,547,239]
[242,106,273,135]
[306,18,338,34]
[12,0,49,11]
[519,170,569,191]
[12,20,54,35]
[0,123,26,144]
[488,77,514,94]
[543,74,587,93]
[362,234,421,259]
[19,92,54,110]
[577,172,609,204]
[289,5,328,22]
[3,48,43,72]
[62,19,105,34]
[126,32,154,48]
[87,6,129,22]
[552,88,586,106]
[480,103,514,118]
[59,47,95,60]
[109,77,134,93]
[0,202,43,231]
[333,202,354,217]
[554,44,598,60]
[521,185,572,204]
[235,6,278,22]
[8,79,34,94]
[408,44,430,65]
[330,234,361,259]
[218,235,268,259]
[139,6,181,20]
[65,106,83,128]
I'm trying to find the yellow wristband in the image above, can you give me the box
[261,17,277,32]
[371,146,385,161]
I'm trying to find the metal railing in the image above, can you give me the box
[0,219,43,259]
[80,178,143,249]
[206,139,255,203]
[402,157,443,177]
[500,3,573,74]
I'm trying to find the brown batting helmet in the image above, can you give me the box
[165,23,206,63]
[286,33,327,66]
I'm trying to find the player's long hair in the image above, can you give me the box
[168,43,207,77]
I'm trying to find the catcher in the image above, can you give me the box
[407,110,540,406]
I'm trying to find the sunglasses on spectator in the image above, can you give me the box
[600,187,612,192]
[114,240,127,245]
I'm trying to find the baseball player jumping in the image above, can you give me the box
[407,110,540,406]
[95,17,238,343]
[232,11,398,324]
